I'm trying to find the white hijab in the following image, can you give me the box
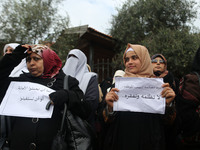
[62,49,97,94]
[3,43,28,77]
[3,43,20,54]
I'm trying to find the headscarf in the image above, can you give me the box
[151,54,169,77]
[112,70,125,84]
[31,44,62,78]
[191,46,200,72]
[123,43,154,78]
[3,43,20,54]
[3,43,29,77]
[107,70,125,92]
[62,49,97,94]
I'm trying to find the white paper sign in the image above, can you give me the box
[113,77,166,114]
[0,81,55,118]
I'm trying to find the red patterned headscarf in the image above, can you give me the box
[31,44,62,78]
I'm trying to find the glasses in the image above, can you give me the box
[151,59,165,64]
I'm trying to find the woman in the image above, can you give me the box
[176,47,200,149]
[107,70,125,93]
[103,44,175,150]
[2,43,28,77]
[3,43,19,55]
[151,54,178,94]
[151,54,178,150]
[0,44,85,150]
[62,49,99,128]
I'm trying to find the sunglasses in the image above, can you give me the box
[151,59,165,64]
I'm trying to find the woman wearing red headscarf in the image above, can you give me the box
[0,44,85,150]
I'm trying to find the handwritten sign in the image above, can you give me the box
[0,81,55,118]
[113,77,166,114]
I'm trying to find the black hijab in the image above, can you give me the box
[192,46,200,72]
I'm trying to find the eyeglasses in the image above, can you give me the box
[151,59,165,64]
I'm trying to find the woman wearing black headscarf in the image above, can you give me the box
[176,47,200,149]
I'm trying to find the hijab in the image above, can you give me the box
[192,46,200,72]
[123,44,154,78]
[3,43,20,54]
[112,70,125,84]
[3,43,29,77]
[31,44,62,78]
[151,54,169,78]
[62,49,97,94]
[107,70,125,92]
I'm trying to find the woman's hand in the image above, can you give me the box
[49,90,69,109]
[105,88,119,112]
[21,44,32,54]
[161,83,175,105]
[12,44,32,58]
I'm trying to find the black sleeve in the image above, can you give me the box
[83,76,99,123]
[0,54,19,79]
[50,75,94,120]
[84,76,99,111]
[0,54,21,102]
[176,94,200,137]
[67,76,89,119]
[0,45,27,79]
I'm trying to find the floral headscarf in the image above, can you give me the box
[31,44,62,78]
[123,43,154,78]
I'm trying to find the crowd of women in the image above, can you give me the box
[0,42,199,150]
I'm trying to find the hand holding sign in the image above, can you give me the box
[112,77,167,114]
[161,83,176,105]
[0,81,55,118]
[105,88,119,112]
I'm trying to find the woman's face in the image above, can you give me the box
[124,51,142,74]
[4,46,14,55]
[26,53,44,77]
[152,57,165,73]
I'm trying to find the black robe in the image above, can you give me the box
[0,53,88,150]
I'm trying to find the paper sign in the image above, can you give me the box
[113,77,166,114]
[0,81,55,118]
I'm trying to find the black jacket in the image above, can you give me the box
[0,53,87,150]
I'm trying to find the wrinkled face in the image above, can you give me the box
[152,57,165,73]
[124,51,142,74]
[26,53,44,77]
[4,46,14,55]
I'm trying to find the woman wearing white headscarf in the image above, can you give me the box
[3,43,28,77]
[62,49,99,128]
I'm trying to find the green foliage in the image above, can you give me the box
[142,27,200,78]
[0,0,69,44]
[110,0,200,78]
[51,32,79,65]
